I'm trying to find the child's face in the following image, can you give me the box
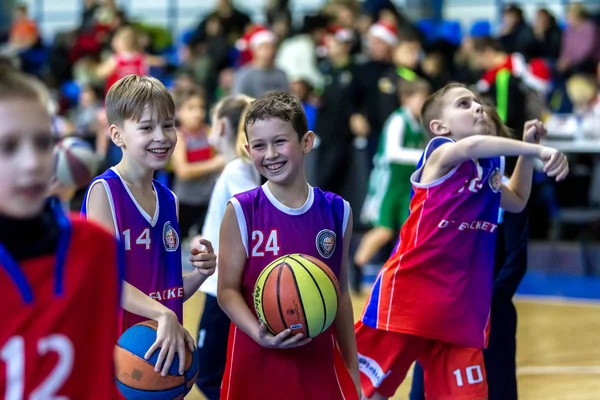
[403,91,428,117]
[246,118,312,185]
[253,42,276,64]
[112,106,177,171]
[177,95,205,131]
[437,87,490,139]
[394,41,421,69]
[368,36,391,61]
[0,99,54,218]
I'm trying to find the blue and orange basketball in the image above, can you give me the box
[254,253,341,339]
[114,320,199,400]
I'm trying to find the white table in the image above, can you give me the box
[542,138,600,154]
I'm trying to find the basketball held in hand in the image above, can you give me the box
[253,253,341,339]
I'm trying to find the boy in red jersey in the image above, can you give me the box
[0,67,121,398]
[217,91,360,400]
[356,83,569,400]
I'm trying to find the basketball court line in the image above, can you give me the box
[515,294,600,307]
[516,366,600,375]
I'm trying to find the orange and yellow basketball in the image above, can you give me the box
[253,253,341,339]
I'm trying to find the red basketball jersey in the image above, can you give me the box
[105,52,148,94]
[0,209,122,399]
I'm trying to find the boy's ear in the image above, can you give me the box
[429,119,450,136]
[302,130,315,153]
[109,124,124,147]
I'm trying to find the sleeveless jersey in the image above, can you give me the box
[221,184,358,400]
[81,167,183,332]
[105,52,148,94]
[0,203,122,399]
[362,137,504,348]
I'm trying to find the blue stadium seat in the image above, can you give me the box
[416,18,437,44]
[436,20,462,46]
[470,19,492,37]
[60,81,80,104]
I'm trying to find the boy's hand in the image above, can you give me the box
[145,310,195,376]
[538,146,569,181]
[523,119,545,144]
[255,323,311,349]
[189,237,217,277]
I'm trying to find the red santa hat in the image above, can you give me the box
[236,25,277,52]
[329,24,354,43]
[368,20,398,47]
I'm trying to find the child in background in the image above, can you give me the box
[96,25,166,94]
[82,75,217,377]
[170,85,224,239]
[194,94,260,400]
[355,79,430,281]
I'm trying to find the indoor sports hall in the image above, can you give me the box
[2,0,600,399]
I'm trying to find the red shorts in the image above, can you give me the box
[355,321,487,400]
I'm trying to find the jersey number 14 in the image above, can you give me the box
[122,228,151,250]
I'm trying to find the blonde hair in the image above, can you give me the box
[113,25,140,52]
[212,95,254,161]
[566,74,597,106]
[106,75,175,125]
[0,66,48,105]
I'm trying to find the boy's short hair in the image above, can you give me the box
[399,78,431,100]
[106,75,175,126]
[0,66,48,105]
[420,82,468,137]
[244,91,308,141]
[397,28,421,45]
[172,84,206,109]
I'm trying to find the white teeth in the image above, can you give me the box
[265,162,284,171]
[149,149,168,154]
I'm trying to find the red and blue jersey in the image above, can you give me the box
[82,167,183,333]
[0,203,122,399]
[362,137,504,348]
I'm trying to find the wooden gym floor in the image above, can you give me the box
[182,289,600,400]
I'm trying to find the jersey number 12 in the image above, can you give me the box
[1,335,74,400]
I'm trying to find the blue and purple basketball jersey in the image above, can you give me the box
[82,167,183,332]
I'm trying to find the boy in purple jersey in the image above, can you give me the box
[83,75,217,377]
[217,91,361,399]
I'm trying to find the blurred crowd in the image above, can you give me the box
[1,0,600,243]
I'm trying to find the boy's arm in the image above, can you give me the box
[334,210,361,396]
[424,135,566,183]
[96,56,117,79]
[384,115,423,165]
[171,133,225,180]
[501,121,568,213]
[217,203,310,349]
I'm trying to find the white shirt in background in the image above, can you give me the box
[199,158,261,297]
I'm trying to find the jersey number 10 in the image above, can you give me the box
[1,335,74,399]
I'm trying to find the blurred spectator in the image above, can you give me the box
[275,14,330,91]
[2,3,39,54]
[188,0,251,49]
[96,26,165,94]
[499,4,534,56]
[557,3,600,76]
[232,25,288,98]
[566,74,600,138]
[529,8,562,61]
[421,51,448,91]
[266,0,292,38]
[315,25,356,195]
[171,85,224,239]
[70,84,103,147]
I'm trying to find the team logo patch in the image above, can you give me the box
[489,168,503,193]
[163,221,179,252]
[316,229,336,259]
